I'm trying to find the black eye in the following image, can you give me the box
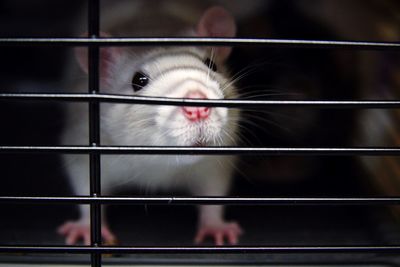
[204,58,217,72]
[131,72,149,92]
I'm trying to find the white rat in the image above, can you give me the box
[58,5,242,246]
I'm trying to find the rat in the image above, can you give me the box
[58,4,242,246]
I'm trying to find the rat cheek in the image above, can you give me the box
[213,107,229,124]
[154,106,180,128]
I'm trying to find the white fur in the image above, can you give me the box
[61,3,242,243]
[62,46,239,225]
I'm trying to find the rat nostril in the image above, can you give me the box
[200,107,210,117]
[182,90,211,122]
[182,106,211,121]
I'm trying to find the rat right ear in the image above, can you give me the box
[75,32,122,76]
[196,6,236,62]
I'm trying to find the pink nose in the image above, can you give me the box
[182,91,211,122]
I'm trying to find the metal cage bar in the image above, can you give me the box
[88,0,102,267]
[3,93,400,108]
[1,245,400,254]
[1,196,400,205]
[1,0,400,265]
[2,146,400,156]
[87,0,102,266]
[0,37,400,50]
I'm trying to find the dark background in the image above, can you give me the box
[0,0,400,265]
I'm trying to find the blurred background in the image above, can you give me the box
[1,0,400,265]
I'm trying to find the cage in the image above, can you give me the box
[1,0,400,266]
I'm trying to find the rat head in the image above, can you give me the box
[76,6,239,147]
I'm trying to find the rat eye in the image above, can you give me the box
[131,72,149,92]
[204,58,217,72]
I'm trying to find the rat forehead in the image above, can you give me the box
[140,47,208,70]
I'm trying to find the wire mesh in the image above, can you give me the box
[1,0,400,266]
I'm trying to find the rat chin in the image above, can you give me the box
[173,155,206,166]
[181,128,219,147]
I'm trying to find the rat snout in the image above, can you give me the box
[182,106,210,121]
[182,91,211,122]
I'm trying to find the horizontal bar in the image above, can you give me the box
[1,146,400,156]
[0,196,400,205]
[0,245,399,254]
[2,93,400,108]
[0,37,400,50]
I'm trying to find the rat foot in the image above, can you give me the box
[57,220,117,246]
[195,221,243,246]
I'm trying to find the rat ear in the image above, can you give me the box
[75,32,122,77]
[196,6,236,61]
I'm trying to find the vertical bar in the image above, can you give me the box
[88,0,101,266]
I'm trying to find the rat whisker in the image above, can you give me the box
[241,112,294,135]
[236,91,303,99]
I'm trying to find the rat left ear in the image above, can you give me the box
[196,6,236,62]
[75,32,123,79]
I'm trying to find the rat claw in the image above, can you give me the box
[101,226,118,246]
[194,229,206,244]
[57,220,117,246]
[215,232,224,246]
[195,221,242,246]
[227,229,238,245]
[57,221,74,235]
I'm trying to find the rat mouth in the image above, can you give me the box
[193,140,207,147]
[190,126,211,146]
[175,120,219,147]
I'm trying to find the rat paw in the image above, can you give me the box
[195,221,243,246]
[57,220,117,246]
